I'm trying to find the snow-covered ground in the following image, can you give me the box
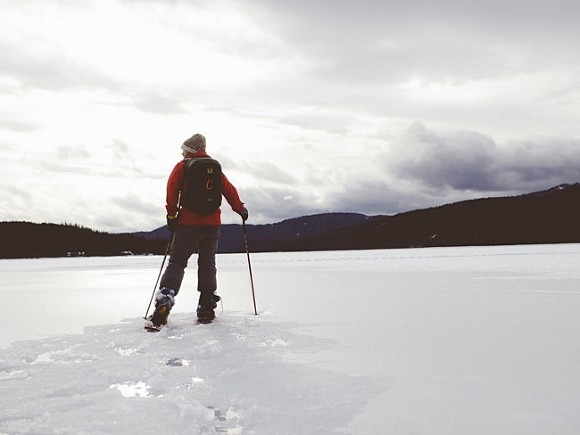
[1,244,580,434]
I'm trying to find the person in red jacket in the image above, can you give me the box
[149,133,248,326]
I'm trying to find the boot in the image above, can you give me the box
[197,292,220,323]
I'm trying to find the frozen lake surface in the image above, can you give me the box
[1,244,579,434]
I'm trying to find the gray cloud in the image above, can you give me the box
[57,145,91,160]
[230,0,580,136]
[36,160,94,176]
[278,114,352,135]
[0,39,116,92]
[387,122,580,194]
[241,184,322,223]
[131,91,190,115]
[250,0,580,83]
[89,192,165,232]
[35,158,153,179]
[0,182,32,207]
[0,118,40,133]
[240,161,299,185]
[110,192,159,215]
[326,179,410,216]
[106,140,130,160]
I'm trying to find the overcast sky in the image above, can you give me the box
[1,0,580,233]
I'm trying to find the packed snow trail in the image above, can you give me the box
[0,312,381,434]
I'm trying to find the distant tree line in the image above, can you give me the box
[0,222,168,259]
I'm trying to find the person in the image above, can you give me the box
[149,133,248,326]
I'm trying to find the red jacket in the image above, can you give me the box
[166,151,245,226]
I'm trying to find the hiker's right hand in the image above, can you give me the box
[166,215,178,232]
[237,207,249,222]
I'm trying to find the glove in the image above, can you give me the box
[166,214,178,233]
[237,207,249,222]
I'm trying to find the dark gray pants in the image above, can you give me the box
[159,226,220,296]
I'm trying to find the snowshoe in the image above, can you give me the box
[149,303,170,327]
[145,288,176,330]
[144,322,162,332]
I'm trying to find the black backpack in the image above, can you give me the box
[181,158,223,214]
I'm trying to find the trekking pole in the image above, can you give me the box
[242,220,258,315]
[143,232,174,319]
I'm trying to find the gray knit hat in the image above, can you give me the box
[181,133,206,153]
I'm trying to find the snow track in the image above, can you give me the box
[0,313,380,434]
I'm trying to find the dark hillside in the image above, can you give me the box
[277,183,580,251]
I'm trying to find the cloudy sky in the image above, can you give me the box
[1,0,580,233]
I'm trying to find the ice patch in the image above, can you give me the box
[31,348,94,364]
[109,381,151,398]
[114,347,138,356]
[0,369,28,380]
[259,338,290,347]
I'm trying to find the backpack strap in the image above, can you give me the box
[176,159,188,212]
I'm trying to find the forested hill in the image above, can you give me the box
[2,183,580,259]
